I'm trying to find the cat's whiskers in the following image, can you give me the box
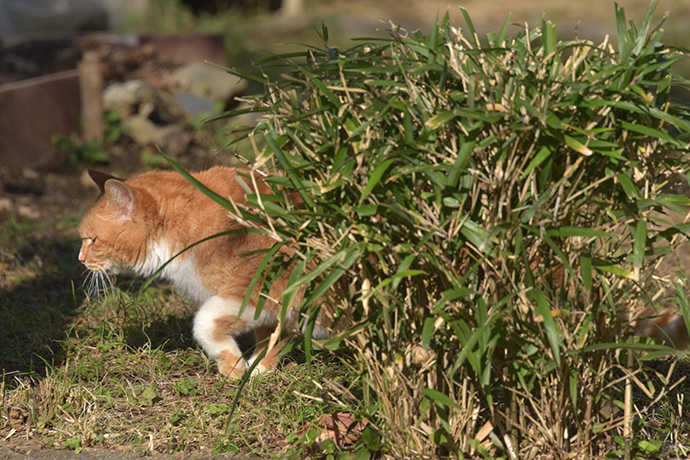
[81,268,114,299]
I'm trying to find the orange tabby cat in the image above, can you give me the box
[78,166,329,378]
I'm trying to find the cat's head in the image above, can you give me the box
[78,170,154,275]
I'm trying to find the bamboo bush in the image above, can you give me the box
[179,1,690,457]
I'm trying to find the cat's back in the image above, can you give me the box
[126,166,253,240]
[127,166,246,201]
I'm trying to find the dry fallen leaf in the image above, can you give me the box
[298,412,369,448]
[8,403,31,428]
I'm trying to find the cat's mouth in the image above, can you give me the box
[82,260,112,273]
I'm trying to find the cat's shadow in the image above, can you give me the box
[1,236,86,380]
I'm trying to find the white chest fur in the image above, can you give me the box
[135,239,211,304]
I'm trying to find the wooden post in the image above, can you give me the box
[78,51,104,142]
[279,0,304,17]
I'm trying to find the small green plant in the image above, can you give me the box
[104,110,126,143]
[52,132,109,169]
[51,110,127,169]
[195,0,690,458]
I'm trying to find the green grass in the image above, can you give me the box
[0,211,361,457]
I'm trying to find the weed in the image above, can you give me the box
[52,133,109,169]
[2,257,358,455]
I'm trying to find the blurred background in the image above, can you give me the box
[0,0,688,223]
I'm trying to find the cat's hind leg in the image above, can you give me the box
[193,296,257,378]
[249,325,291,375]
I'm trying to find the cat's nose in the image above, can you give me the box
[78,248,86,263]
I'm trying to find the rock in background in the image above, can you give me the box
[0,33,246,173]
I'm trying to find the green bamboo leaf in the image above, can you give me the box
[620,121,675,143]
[450,297,509,377]
[614,101,690,134]
[447,140,474,187]
[578,341,670,353]
[615,3,631,63]
[633,0,659,56]
[495,12,511,46]
[296,66,342,108]
[217,65,270,85]
[521,146,552,178]
[286,246,356,298]
[355,204,378,216]
[393,254,417,290]
[433,288,474,312]
[265,132,314,208]
[303,245,362,306]
[365,79,407,87]
[240,243,283,317]
[545,227,614,238]
[633,220,647,269]
[460,218,494,255]
[564,135,593,156]
[421,316,435,350]
[570,368,578,407]
[359,159,395,204]
[345,97,397,141]
[427,14,440,61]
[542,19,557,57]
[163,153,234,210]
[674,283,690,350]
[425,111,456,130]
[423,388,460,409]
[527,289,561,367]
[280,259,306,320]
[616,173,642,200]
[460,7,480,47]
[593,263,633,278]
[442,197,460,208]
[581,253,593,292]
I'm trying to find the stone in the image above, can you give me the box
[174,92,216,116]
[154,124,188,157]
[102,80,159,119]
[170,62,247,103]
[123,115,188,157]
[0,197,12,213]
[103,79,188,124]
[124,115,159,145]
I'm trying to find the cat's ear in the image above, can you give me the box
[88,169,122,195]
[104,180,135,218]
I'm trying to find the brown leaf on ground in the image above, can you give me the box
[8,403,32,428]
[306,412,369,447]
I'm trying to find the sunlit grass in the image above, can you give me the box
[2,274,356,456]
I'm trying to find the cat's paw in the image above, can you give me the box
[249,360,277,378]
[216,350,248,379]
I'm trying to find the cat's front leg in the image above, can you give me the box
[193,296,253,378]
